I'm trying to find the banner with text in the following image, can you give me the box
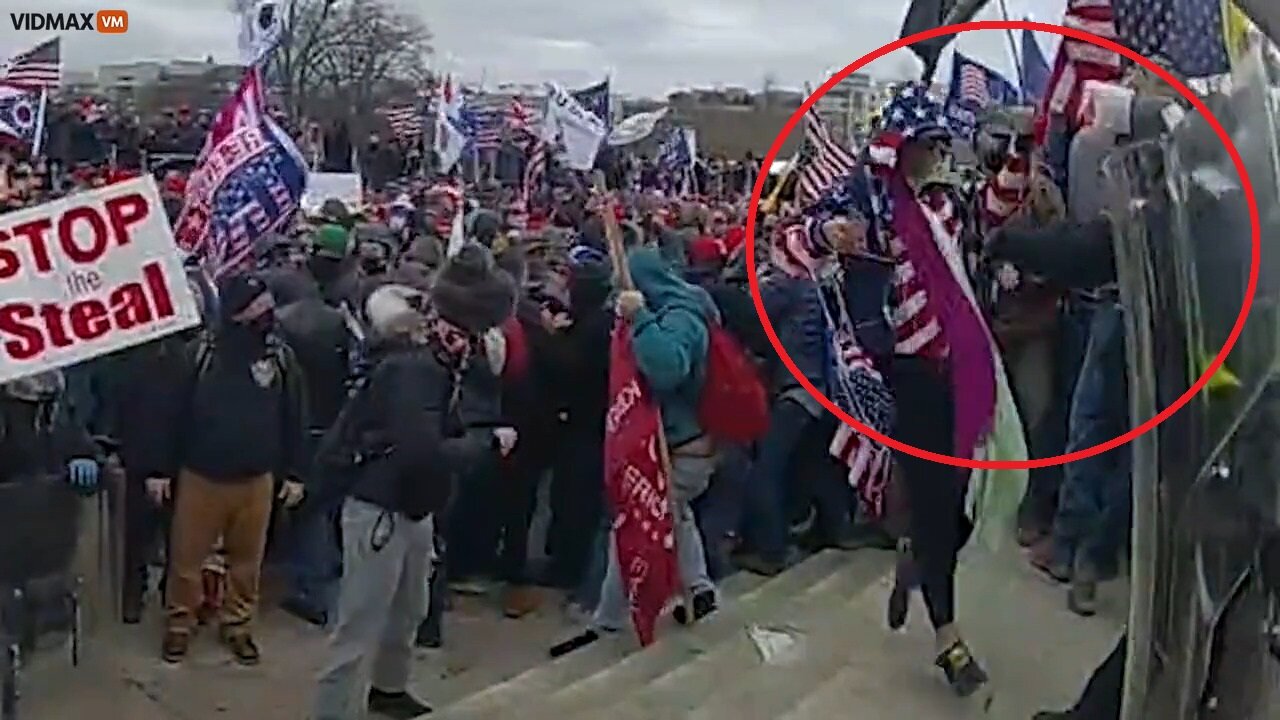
[604,320,678,645]
[543,82,607,171]
[0,177,201,383]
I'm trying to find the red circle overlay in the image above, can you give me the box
[745,19,1260,471]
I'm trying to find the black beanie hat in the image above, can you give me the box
[431,243,516,333]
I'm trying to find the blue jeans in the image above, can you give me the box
[287,506,341,615]
[1052,302,1132,572]
[744,399,814,564]
[694,445,748,580]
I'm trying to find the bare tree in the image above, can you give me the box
[266,0,432,122]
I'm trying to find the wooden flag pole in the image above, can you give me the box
[592,170,689,620]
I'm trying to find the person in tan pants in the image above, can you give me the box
[141,273,308,665]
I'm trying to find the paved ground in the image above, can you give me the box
[17,543,1125,720]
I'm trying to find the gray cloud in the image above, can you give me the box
[5,0,1068,97]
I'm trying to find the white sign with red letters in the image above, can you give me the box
[0,176,201,383]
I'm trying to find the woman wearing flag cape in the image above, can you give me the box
[793,83,1027,699]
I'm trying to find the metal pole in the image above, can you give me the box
[996,0,1027,99]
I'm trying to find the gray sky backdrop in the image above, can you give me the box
[1,0,1069,96]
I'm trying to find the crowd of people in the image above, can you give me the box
[0,62,1196,719]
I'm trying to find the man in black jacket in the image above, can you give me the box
[312,244,516,720]
[142,273,308,666]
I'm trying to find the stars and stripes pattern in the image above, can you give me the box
[828,337,895,517]
[1043,0,1124,126]
[1113,0,1229,77]
[380,104,425,141]
[796,107,858,209]
[958,64,992,107]
[508,138,548,231]
[0,38,61,90]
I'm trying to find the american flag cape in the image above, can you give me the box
[174,67,308,281]
[0,37,60,90]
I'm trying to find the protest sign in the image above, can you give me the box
[301,172,363,213]
[0,176,201,384]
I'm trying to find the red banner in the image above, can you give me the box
[604,319,678,646]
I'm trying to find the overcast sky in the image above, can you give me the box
[2,0,1068,97]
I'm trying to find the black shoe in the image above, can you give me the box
[549,630,599,658]
[1032,713,1072,720]
[672,590,717,626]
[935,641,990,698]
[415,619,442,649]
[735,553,787,577]
[830,524,897,551]
[887,554,916,631]
[281,596,328,628]
[368,688,432,718]
[122,578,144,625]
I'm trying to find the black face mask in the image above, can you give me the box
[360,257,388,276]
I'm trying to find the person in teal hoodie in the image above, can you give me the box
[549,246,721,657]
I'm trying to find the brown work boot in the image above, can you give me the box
[220,626,261,666]
[502,585,542,619]
[161,629,189,664]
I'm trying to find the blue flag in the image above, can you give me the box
[1020,28,1052,104]
[572,79,611,128]
[1114,0,1229,78]
[945,53,1020,137]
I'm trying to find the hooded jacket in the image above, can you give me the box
[343,336,501,519]
[627,248,709,447]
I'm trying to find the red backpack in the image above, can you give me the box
[697,323,769,444]
[500,316,531,384]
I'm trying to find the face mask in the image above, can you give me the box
[361,257,388,276]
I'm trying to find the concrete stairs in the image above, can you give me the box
[430,544,1125,720]
[432,549,893,720]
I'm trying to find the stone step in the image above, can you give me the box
[531,550,884,720]
[773,547,1126,720]
[579,549,895,720]
[435,550,853,720]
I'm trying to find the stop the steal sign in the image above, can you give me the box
[0,176,200,383]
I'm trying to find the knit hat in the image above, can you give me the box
[312,224,351,260]
[431,243,517,333]
[217,272,273,323]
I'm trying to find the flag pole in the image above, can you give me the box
[592,169,690,626]
[996,0,1026,99]
[32,88,48,157]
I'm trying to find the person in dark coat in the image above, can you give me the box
[274,274,356,626]
[141,273,308,666]
[312,245,515,720]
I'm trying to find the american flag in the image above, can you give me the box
[821,270,895,518]
[459,93,506,150]
[1113,0,1229,78]
[958,64,992,107]
[1043,0,1124,127]
[175,67,308,280]
[508,139,548,232]
[380,104,424,141]
[507,97,536,146]
[0,38,60,90]
[796,107,857,208]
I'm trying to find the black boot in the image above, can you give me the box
[368,688,432,718]
[121,574,144,625]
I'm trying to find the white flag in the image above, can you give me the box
[236,0,283,66]
[543,82,606,171]
[434,75,467,173]
[606,107,669,146]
